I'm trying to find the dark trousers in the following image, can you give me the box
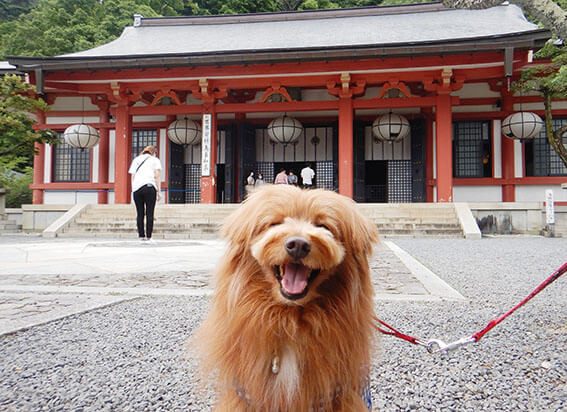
[133,184,157,238]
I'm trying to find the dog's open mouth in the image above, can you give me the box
[273,263,320,300]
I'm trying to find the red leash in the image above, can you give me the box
[374,262,567,354]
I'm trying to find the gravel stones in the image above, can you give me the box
[0,237,565,411]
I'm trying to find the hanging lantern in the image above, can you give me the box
[267,115,303,146]
[501,112,543,141]
[63,124,100,149]
[372,112,410,143]
[167,118,202,146]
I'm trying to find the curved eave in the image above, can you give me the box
[8,29,550,73]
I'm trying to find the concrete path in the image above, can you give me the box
[0,234,463,336]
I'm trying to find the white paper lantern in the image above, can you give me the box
[63,124,100,149]
[502,112,543,141]
[167,118,201,146]
[267,115,303,146]
[372,113,410,143]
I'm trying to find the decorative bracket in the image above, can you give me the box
[191,78,227,104]
[376,79,413,99]
[327,72,366,98]
[423,68,464,95]
[260,83,295,103]
[151,88,182,106]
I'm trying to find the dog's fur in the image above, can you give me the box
[195,185,378,411]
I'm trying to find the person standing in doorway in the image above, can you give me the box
[255,173,265,186]
[301,163,315,188]
[129,145,162,243]
[274,168,289,184]
[245,170,255,195]
[288,171,298,186]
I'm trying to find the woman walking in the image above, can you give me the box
[128,145,162,242]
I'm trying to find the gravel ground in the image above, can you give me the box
[0,237,566,411]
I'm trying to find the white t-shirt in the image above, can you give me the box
[129,154,162,192]
[301,167,315,185]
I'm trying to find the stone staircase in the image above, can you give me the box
[0,214,19,233]
[58,204,238,239]
[56,202,469,239]
[358,203,464,237]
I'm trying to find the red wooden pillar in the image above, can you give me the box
[32,111,46,204]
[435,94,453,202]
[338,97,354,198]
[200,110,217,204]
[32,143,45,204]
[97,108,109,204]
[501,89,515,202]
[114,104,132,204]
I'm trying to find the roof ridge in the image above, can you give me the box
[137,2,447,27]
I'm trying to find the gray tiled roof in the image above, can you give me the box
[65,3,542,58]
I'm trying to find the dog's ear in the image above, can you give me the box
[338,197,379,257]
[221,199,257,245]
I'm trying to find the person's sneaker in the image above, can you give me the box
[146,238,156,245]
[139,237,148,244]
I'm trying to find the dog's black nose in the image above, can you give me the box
[285,236,311,260]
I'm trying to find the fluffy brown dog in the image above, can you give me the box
[195,185,378,411]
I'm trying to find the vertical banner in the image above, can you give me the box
[545,189,555,225]
[201,113,212,176]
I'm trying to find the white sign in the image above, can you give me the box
[201,113,212,176]
[545,189,555,225]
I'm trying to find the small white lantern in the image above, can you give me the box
[372,113,410,143]
[267,115,303,146]
[63,124,100,149]
[167,118,201,146]
[502,112,543,141]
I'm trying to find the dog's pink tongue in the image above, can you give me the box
[282,262,310,295]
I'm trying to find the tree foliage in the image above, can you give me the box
[0,0,38,23]
[0,0,158,57]
[444,0,567,168]
[0,74,57,173]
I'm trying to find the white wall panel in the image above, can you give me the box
[516,185,567,202]
[453,185,502,202]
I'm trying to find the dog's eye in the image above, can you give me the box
[316,223,331,232]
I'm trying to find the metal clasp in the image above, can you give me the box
[426,336,476,354]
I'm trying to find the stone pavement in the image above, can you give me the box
[0,234,464,336]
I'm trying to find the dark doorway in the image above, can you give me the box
[216,163,225,203]
[168,141,185,203]
[365,161,387,202]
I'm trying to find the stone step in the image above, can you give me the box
[0,217,19,232]
[55,202,467,239]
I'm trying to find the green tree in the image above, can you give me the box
[0,0,158,57]
[0,0,38,23]
[0,74,57,175]
[443,0,567,168]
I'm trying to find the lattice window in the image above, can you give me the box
[52,133,90,182]
[255,162,274,184]
[315,161,335,190]
[388,160,412,203]
[132,129,158,159]
[184,164,201,204]
[453,121,491,178]
[525,118,567,176]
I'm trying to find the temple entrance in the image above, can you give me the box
[365,161,388,202]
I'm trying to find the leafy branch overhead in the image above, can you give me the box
[0,74,57,161]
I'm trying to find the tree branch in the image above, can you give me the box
[442,0,567,40]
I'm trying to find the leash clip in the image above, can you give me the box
[426,336,476,354]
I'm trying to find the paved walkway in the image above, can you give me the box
[0,234,463,336]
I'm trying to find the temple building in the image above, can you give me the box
[7,1,567,205]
